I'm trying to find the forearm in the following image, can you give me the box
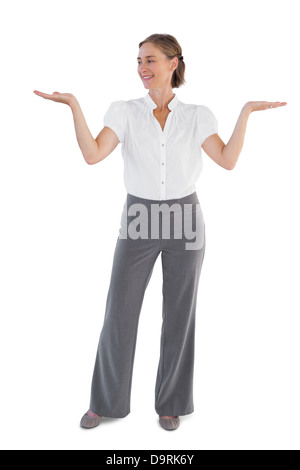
[222,104,252,169]
[69,98,99,164]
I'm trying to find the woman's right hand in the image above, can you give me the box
[33,90,77,107]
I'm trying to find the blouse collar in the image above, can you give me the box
[145,92,179,111]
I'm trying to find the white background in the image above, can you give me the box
[0,0,299,450]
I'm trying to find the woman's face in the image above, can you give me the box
[137,42,176,90]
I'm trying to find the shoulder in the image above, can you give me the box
[176,100,215,116]
[195,104,217,123]
[176,101,217,124]
[178,99,215,114]
[107,99,127,109]
[176,99,197,111]
[108,97,145,113]
[196,104,215,115]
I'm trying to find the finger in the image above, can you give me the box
[33,90,46,97]
[33,90,56,99]
[34,90,64,101]
[267,101,287,108]
[269,102,281,108]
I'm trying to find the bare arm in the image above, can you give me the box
[33,90,119,164]
[202,100,287,170]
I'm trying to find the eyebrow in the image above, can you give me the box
[137,55,157,59]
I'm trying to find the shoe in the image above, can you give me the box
[80,412,102,429]
[159,416,180,431]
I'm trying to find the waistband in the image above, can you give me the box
[126,191,199,208]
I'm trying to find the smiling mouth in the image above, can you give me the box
[142,76,154,80]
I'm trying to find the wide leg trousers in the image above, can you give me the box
[89,191,206,418]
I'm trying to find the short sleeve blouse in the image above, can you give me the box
[103,92,218,200]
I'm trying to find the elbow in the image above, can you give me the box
[222,145,240,170]
[85,154,101,165]
[225,161,236,170]
[84,143,103,165]
[223,153,237,170]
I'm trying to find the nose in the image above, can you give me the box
[138,62,150,75]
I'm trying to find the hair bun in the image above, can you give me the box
[179,55,184,61]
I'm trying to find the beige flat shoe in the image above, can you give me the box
[80,412,102,429]
[159,416,180,431]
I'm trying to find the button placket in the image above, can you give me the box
[160,112,175,199]
[160,138,166,199]
[149,105,175,200]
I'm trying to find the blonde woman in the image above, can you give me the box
[34,33,286,431]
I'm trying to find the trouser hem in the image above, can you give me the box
[155,408,194,417]
[89,408,130,419]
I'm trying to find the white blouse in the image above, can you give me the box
[103,92,218,200]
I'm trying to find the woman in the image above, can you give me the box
[34,33,286,431]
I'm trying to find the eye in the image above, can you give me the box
[137,60,154,64]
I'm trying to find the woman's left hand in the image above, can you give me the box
[244,101,287,113]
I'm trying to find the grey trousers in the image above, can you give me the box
[89,191,206,418]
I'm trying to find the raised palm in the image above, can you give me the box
[245,101,287,112]
[33,90,76,106]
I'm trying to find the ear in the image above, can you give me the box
[171,57,179,71]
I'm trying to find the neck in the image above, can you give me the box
[148,89,175,111]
